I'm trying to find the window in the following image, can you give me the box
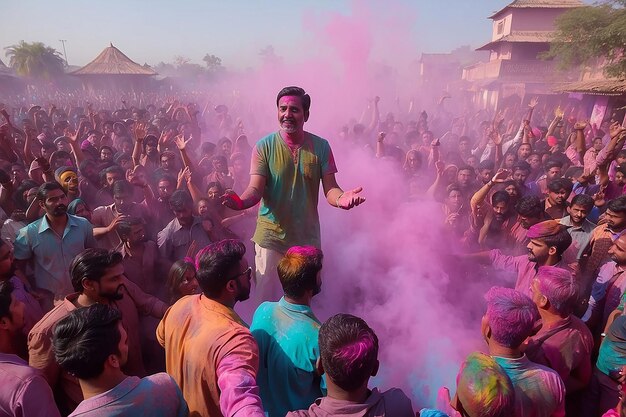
[497,21,504,35]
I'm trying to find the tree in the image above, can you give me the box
[545,0,626,78]
[202,54,223,73]
[259,45,283,67]
[4,41,65,80]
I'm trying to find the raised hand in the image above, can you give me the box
[491,169,510,183]
[528,97,539,108]
[180,166,192,184]
[64,126,78,143]
[574,120,588,131]
[489,128,503,146]
[174,135,191,150]
[337,187,366,210]
[609,121,626,138]
[435,160,446,176]
[377,132,386,143]
[133,123,146,142]
[554,106,564,118]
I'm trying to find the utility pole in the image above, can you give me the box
[59,40,68,66]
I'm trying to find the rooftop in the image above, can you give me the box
[477,31,555,50]
[71,43,157,76]
[489,0,584,19]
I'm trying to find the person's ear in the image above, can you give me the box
[315,357,324,376]
[81,278,95,292]
[225,279,237,294]
[371,359,380,377]
[304,111,310,123]
[0,316,10,330]
[548,246,557,256]
[106,354,122,369]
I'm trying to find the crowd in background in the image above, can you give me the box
[1,86,626,417]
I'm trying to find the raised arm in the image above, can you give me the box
[174,135,193,169]
[131,123,146,167]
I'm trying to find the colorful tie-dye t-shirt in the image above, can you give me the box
[251,132,337,253]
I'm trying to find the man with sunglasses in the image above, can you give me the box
[157,239,264,417]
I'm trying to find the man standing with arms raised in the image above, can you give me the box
[223,86,365,303]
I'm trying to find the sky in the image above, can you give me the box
[2,0,520,70]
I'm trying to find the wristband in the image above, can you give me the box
[335,192,345,208]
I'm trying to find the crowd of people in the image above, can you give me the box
[0,83,626,417]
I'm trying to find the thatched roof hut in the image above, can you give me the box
[71,43,156,89]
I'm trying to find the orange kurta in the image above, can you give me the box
[157,294,264,417]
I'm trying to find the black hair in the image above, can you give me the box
[491,190,511,206]
[112,180,134,197]
[70,249,123,293]
[541,230,573,257]
[547,178,573,194]
[53,304,122,380]
[169,190,193,211]
[0,280,14,320]
[100,165,125,185]
[607,196,626,214]
[512,161,531,173]
[36,181,66,201]
[571,194,594,211]
[201,142,216,155]
[319,314,379,391]
[515,195,543,217]
[206,181,225,195]
[276,86,311,113]
[195,239,246,297]
[544,158,563,171]
[117,217,144,240]
[457,165,475,174]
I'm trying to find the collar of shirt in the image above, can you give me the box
[38,213,80,235]
[278,296,319,322]
[199,294,248,327]
[560,216,595,233]
[171,216,203,233]
[71,376,141,413]
[604,226,626,241]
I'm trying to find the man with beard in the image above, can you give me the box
[157,239,264,417]
[466,220,573,297]
[153,174,176,232]
[92,180,153,250]
[250,246,325,417]
[28,248,168,415]
[543,178,573,220]
[52,304,188,417]
[14,182,95,306]
[580,196,626,312]
[157,190,211,264]
[508,195,551,254]
[512,160,541,197]
[536,159,564,198]
[223,86,365,304]
[560,194,596,261]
